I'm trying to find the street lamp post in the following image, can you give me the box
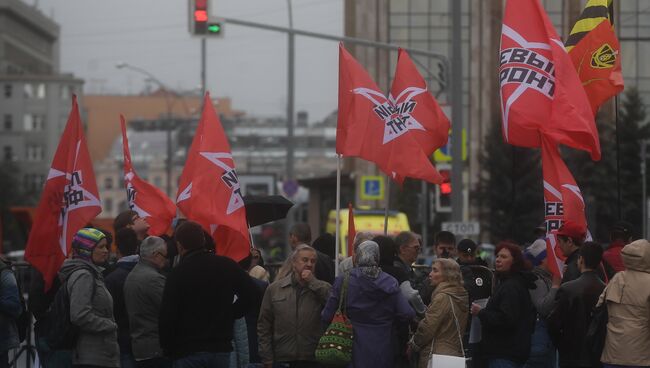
[115,62,174,198]
[642,140,649,239]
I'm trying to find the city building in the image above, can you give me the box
[93,102,337,218]
[344,0,650,239]
[0,0,83,200]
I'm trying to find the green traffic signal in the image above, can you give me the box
[207,23,222,34]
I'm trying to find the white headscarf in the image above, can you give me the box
[356,240,381,278]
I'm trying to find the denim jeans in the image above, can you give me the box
[172,352,231,368]
[523,320,556,368]
[488,359,523,368]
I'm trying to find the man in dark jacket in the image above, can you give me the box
[556,221,586,284]
[105,227,140,368]
[159,221,258,368]
[548,242,605,368]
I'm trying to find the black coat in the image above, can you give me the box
[477,272,536,364]
[159,249,259,359]
[547,271,605,367]
[104,259,138,355]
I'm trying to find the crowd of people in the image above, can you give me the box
[0,211,647,368]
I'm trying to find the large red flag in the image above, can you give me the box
[390,48,450,156]
[566,1,624,115]
[25,96,101,290]
[120,116,176,236]
[347,202,356,257]
[541,135,587,278]
[337,43,444,184]
[176,93,250,261]
[500,0,601,161]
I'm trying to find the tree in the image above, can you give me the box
[475,117,544,245]
[567,88,650,241]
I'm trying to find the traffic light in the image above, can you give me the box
[435,166,452,213]
[207,22,222,35]
[190,0,224,36]
[192,0,208,35]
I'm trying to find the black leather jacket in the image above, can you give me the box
[548,271,605,367]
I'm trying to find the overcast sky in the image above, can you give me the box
[35,0,343,123]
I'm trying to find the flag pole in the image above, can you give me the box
[615,95,622,220]
[335,154,342,277]
[383,176,390,235]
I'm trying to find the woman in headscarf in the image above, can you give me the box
[410,258,469,368]
[59,227,119,368]
[322,241,415,368]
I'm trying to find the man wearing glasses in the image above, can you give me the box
[114,210,151,242]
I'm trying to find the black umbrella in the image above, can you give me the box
[243,195,294,227]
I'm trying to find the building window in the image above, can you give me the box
[23,115,33,131]
[23,114,45,131]
[105,198,113,213]
[104,177,114,189]
[3,114,12,131]
[3,84,11,98]
[23,84,34,98]
[33,115,45,130]
[60,85,70,100]
[23,174,44,192]
[26,145,44,161]
[3,146,13,161]
[36,83,46,99]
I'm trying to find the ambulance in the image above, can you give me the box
[326,209,411,257]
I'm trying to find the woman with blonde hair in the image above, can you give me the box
[410,258,469,368]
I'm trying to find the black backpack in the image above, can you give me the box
[44,266,97,350]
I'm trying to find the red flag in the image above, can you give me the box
[390,48,450,156]
[568,20,624,114]
[347,203,356,257]
[541,135,587,278]
[500,0,601,161]
[25,96,101,290]
[337,43,444,184]
[176,93,250,261]
[120,116,176,236]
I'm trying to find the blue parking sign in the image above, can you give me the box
[360,176,384,200]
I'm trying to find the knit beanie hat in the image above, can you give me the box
[71,228,106,261]
[525,239,547,266]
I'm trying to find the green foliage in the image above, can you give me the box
[567,88,650,241]
[476,118,544,245]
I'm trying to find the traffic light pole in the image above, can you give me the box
[216,15,449,185]
[218,16,449,65]
[286,0,295,181]
[450,0,464,221]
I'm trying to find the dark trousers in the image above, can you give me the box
[172,352,230,368]
[136,357,172,368]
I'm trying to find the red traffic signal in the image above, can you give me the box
[439,169,451,194]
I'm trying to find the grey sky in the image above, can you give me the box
[35,0,343,123]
